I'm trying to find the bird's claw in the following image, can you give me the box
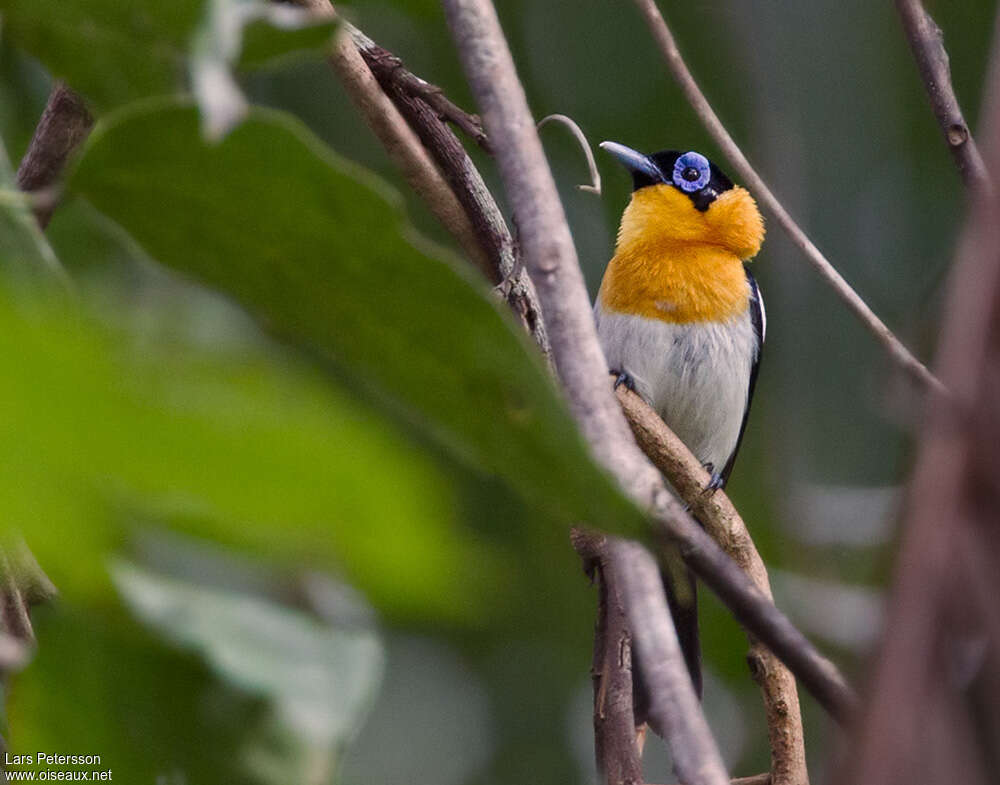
[702,464,725,494]
[611,369,637,393]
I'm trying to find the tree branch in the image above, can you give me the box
[630,0,945,397]
[616,386,808,785]
[573,530,644,785]
[285,0,551,356]
[325,23,492,274]
[15,81,93,229]
[850,13,1000,783]
[613,538,730,785]
[895,0,993,198]
[350,28,550,356]
[353,40,491,153]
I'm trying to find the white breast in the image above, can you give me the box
[594,302,759,474]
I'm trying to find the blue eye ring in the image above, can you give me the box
[672,151,711,193]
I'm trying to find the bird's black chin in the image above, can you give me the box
[689,187,719,212]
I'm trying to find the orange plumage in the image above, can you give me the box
[598,184,764,324]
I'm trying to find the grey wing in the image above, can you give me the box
[719,266,764,485]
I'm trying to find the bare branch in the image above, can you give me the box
[282,0,551,355]
[616,386,808,785]
[895,0,993,198]
[630,0,945,397]
[613,538,730,785]
[353,40,491,153]
[442,0,855,728]
[538,114,602,194]
[850,13,1000,784]
[349,28,550,356]
[326,25,492,272]
[573,529,644,785]
[15,81,93,229]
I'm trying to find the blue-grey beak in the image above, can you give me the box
[600,141,663,182]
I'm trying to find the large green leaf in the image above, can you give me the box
[69,100,643,536]
[0,0,202,109]
[0,0,335,112]
[0,290,501,623]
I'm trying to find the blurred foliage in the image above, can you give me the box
[70,100,642,535]
[0,0,996,783]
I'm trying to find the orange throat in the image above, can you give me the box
[598,184,762,323]
[598,243,750,324]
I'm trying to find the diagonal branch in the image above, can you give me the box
[287,0,550,355]
[350,28,550,356]
[354,40,491,153]
[325,22,491,273]
[630,0,945,397]
[617,387,808,785]
[895,0,993,198]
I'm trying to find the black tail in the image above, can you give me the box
[632,564,701,735]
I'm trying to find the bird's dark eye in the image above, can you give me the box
[672,151,711,193]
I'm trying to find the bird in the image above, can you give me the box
[594,141,765,703]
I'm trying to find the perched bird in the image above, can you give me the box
[595,142,765,699]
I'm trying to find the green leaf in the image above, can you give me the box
[113,560,383,781]
[0,0,335,114]
[191,0,337,138]
[237,7,338,70]
[0,290,501,623]
[69,100,643,537]
[0,0,203,109]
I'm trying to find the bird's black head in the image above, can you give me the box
[600,142,734,212]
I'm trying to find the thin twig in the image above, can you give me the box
[630,0,945,397]
[895,0,993,198]
[538,114,602,194]
[616,386,808,785]
[15,82,93,229]
[354,41,491,153]
[0,186,60,213]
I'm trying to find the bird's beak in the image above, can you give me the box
[600,141,663,182]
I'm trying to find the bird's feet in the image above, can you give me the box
[702,463,725,494]
[610,369,637,393]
